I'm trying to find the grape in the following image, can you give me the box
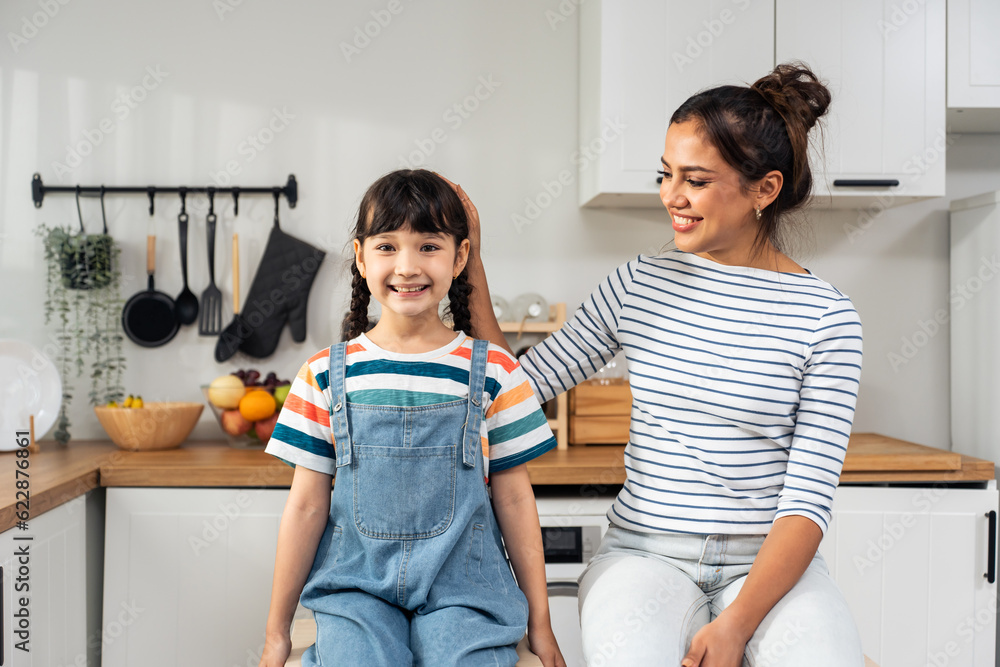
[233,369,246,380]
[265,372,277,382]
[245,370,261,385]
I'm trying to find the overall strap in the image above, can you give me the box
[462,338,489,468]
[327,342,352,466]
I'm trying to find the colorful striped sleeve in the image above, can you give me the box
[486,346,557,472]
[265,354,337,475]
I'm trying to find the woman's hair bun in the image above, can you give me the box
[751,62,831,133]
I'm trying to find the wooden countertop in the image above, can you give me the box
[0,433,994,533]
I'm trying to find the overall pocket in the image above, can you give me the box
[352,444,457,539]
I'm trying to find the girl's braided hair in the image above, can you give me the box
[344,169,473,341]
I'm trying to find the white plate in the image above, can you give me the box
[0,340,62,450]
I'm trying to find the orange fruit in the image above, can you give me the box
[239,390,276,422]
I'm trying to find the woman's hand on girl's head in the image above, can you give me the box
[437,174,482,256]
[528,625,567,667]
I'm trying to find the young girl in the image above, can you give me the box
[259,169,566,667]
[461,63,865,666]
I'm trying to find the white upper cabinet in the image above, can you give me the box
[775,0,946,207]
[579,0,774,208]
[948,0,1000,132]
[580,0,946,209]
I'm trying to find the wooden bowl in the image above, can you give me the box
[94,402,204,451]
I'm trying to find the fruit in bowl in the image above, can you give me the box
[203,369,292,448]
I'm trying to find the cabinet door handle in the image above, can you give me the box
[986,511,997,584]
[832,179,900,187]
[547,581,579,597]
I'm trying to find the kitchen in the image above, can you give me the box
[1,0,1000,665]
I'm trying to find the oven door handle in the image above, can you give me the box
[547,581,579,597]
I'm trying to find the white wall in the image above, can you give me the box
[0,0,993,452]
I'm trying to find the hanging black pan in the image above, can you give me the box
[122,235,179,347]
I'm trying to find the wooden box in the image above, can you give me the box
[569,380,631,445]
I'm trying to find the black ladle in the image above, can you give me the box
[175,209,199,325]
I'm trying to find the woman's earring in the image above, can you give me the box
[755,205,762,222]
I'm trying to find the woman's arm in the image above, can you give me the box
[683,300,861,666]
[444,177,627,405]
[490,464,566,667]
[442,176,513,354]
[681,515,822,667]
[259,466,333,667]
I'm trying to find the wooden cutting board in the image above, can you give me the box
[842,433,963,471]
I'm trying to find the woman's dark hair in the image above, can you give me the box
[669,62,831,255]
[345,169,472,340]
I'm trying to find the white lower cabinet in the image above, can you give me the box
[101,487,288,667]
[0,490,103,667]
[820,485,999,666]
[102,485,999,666]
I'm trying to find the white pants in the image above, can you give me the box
[578,525,864,667]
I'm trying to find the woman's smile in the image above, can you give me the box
[670,211,703,232]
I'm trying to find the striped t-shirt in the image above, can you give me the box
[265,332,557,479]
[521,250,863,535]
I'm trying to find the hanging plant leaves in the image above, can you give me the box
[35,224,125,444]
[49,227,114,290]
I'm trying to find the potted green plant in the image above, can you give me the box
[35,191,125,443]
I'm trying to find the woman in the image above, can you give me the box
[454,63,865,666]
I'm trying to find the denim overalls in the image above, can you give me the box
[300,338,529,666]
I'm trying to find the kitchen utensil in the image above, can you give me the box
[94,401,203,451]
[122,235,180,347]
[215,234,244,362]
[199,210,223,336]
[491,294,509,321]
[510,293,550,323]
[0,340,62,450]
[221,205,326,359]
[174,211,199,325]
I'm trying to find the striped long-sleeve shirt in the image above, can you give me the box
[521,251,863,535]
[266,332,557,480]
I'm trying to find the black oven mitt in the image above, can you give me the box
[215,224,326,361]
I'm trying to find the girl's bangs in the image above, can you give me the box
[366,196,446,236]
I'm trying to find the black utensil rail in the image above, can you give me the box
[31,173,297,215]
